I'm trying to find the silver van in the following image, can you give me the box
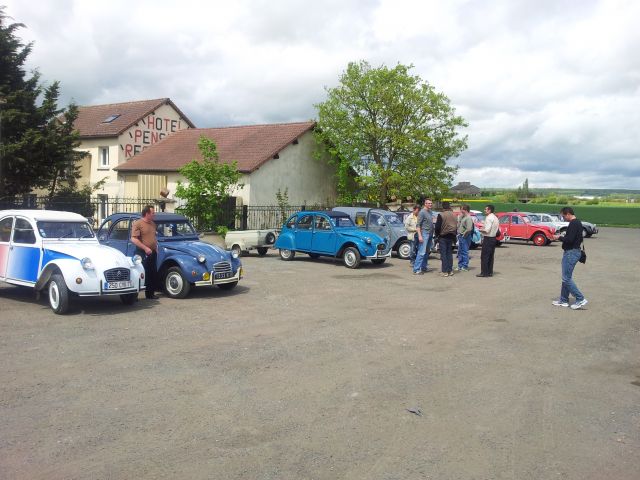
[332,207,412,259]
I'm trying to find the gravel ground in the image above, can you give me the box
[0,227,638,479]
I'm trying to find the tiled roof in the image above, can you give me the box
[115,121,316,174]
[73,98,195,138]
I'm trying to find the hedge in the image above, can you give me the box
[462,202,640,226]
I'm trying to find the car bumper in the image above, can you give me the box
[75,278,145,296]
[194,267,243,286]
[365,250,391,260]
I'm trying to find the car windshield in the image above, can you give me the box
[156,221,197,238]
[37,221,94,239]
[330,216,355,228]
[384,214,403,226]
[473,213,485,222]
[527,214,541,222]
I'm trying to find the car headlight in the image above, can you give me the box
[81,257,94,270]
[231,249,240,259]
[365,237,372,244]
[197,254,206,263]
[132,254,142,265]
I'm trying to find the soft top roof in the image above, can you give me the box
[103,212,190,223]
[0,209,88,222]
[297,210,350,218]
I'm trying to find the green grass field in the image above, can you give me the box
[463,202,640,226]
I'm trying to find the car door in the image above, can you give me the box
[103,218,133,256]
[509,214,527,239]
[294,214,313,251]
[6,216,40,285]
[368,211,388,240]
[0,216,14,280]
[312,214,336,254]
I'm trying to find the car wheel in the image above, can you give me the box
[257,247,268,256]
[371,258,386,265]
[265,232,276,244]
[308,253,320,259]
[397,241,412,260]
[585,232,593,238]
[279,249,295,261]
[231,245,242,257]
[343,247,361,268]
[120,293,138,305]
[218,281,238,290]
[532,233,547,246]
[48,273,70,314]
[164,266,191,299]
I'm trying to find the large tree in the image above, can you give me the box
[0,7,85,198]
[315,60,468,204]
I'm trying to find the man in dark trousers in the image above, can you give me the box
[477,204,499,277]
[130,205,159,299]
[553,207,588,309]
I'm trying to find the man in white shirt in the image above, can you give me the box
[477,204,499,277]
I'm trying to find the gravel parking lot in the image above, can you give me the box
[1,227,639,479]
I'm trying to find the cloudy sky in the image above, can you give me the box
[4,0,639,189]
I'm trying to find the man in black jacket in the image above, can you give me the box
[553,207,588,309]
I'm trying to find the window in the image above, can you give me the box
[99,147,109,168]
[314,216,331,231]
[499,215,510,224]
[296,215,313,230]
[285,216,297,229]
[369,212,385,227]
[102,114,120,123]
[13,218,36,244]
[511,216,520,224]
[355,213,366,226]
[110,219,130,241]
[0,217,13,242]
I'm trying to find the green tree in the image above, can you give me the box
[315,60,467,204]
[0,8,85,198]
[175,136,243,230]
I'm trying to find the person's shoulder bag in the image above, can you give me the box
[579,244,587,264]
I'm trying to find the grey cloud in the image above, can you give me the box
[3,0,639,188]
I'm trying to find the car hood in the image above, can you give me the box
[337,228,386,244]
[160,240,230,260]
[43,242,132,269]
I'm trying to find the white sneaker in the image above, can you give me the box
[552,299,569,307]
[571,299,588,310]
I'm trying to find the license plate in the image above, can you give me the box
[214,272,233,280]
[105,281,132,290]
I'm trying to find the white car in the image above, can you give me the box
[224,229,277,256]
[0,210,146,314]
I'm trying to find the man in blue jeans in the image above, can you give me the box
[553,207,588,309]
[413,199,434,275]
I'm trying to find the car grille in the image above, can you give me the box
[104,268,130,282]
[213,261,232,274]
[377,243,386,251]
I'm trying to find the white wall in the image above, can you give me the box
[162,131,336,207]
[247,131,336,205]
